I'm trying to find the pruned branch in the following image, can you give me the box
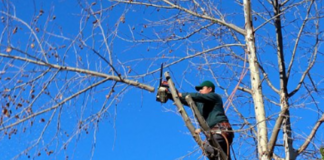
[0,53,155,92]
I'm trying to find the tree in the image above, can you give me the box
[0,1,155,159]
[1,0,323,159]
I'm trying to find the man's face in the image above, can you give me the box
[199,86,213,94]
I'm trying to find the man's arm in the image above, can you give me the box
[180,92,219,104]
[167,91,189,106]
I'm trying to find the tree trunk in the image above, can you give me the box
[243,0,269,159]
[273,1,296,159]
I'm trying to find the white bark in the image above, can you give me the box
[243,0,269,159]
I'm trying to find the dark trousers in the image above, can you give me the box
[203,124,234,160]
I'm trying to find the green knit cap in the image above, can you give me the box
[195,80,215,92]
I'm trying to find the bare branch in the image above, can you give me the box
[192,0,207,15]
[2,69,60,125]
[162,0,246,35]
[297,113,324,154]
[112,1,174,9]
[287,0,314,80]
[91,48,122,79]
[288,34,319,97]
[0,11,48,63]
[12,107,58,159]
[133,44,245,78]
[268,106,288,156]
[117,23,215,43]
[0,78,110,131]
[280,0,289,7]
[88,5,115,74]
[0,53,155,92]
[254,11,285,32]
[114,0,245,35]
[237,86,252,94]
[258,64,280,93]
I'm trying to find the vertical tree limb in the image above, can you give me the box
[164,72,204,152]
[243,0,269,159]
[272,0,295,159]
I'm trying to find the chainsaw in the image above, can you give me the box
[156,63,169,103]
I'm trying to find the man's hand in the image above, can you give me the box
[195,128,201,134]
[166,88,172,99]
[165,88,182,99]
[176,89,181,97]
[167,89,181,97]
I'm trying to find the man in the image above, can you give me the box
[175,80,234,160]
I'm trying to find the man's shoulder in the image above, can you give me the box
[207,92,223,100]
[207,92,221,97]
[183,92,221,99]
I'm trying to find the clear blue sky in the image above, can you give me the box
[0,0,323,160]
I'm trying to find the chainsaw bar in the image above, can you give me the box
[156,63,169,103]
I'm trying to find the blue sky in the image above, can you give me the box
[0,0,323,160]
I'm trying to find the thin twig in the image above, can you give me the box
[0,78,110,131]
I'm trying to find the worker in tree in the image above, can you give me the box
[176,80,234,160]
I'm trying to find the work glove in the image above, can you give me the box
[166,88,173,99]
[161,81,180,99]
[166,89,181,101]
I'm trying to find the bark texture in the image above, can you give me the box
[164,72,204,150]
[243,0,269,159]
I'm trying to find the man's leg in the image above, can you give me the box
[203,141,217,160]
[213,134,229,160]
[203,134,228,160]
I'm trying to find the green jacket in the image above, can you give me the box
[180,92,228,128]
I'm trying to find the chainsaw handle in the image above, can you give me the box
[161,80,169,88]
